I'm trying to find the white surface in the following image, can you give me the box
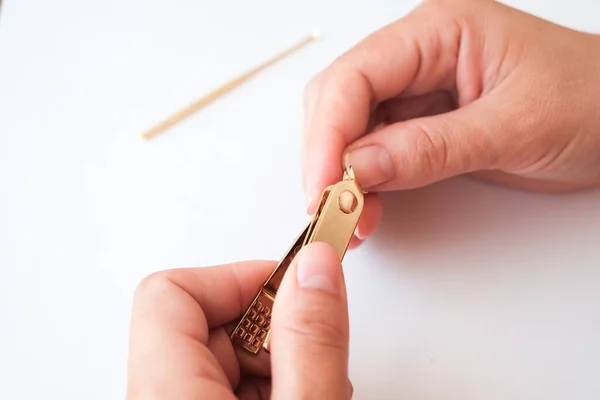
[1,1,600,399]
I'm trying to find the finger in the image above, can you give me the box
[234,376,271,400]
[270,242,351,400]
[207,325,272,380]
[378,90,456,124]
[314,91,450,245]
[345,92,449,246]
[362,90,456,154]
[126,261,274,399]
[347,235,363,250]
[303,2,467,212]
[169,261,276,329]
[355,193,382,241]
[342,96,505,191]
[347,193,382,250]
[303,70,326,144]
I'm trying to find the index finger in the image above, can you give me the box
[129,260,275,346]
[126,261,275,398]
[302,2,462,208]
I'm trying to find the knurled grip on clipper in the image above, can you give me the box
[230,166,365,354]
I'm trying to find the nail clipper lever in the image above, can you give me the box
[229,166,365,354]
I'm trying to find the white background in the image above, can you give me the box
[1,0,600,399]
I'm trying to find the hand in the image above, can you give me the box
[125,242,353,400]
[302,0,600,245]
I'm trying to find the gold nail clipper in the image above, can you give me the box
[230,166,365,354]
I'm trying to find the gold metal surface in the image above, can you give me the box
[230,166,364,354]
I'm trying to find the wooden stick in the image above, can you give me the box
[142,29,321,140]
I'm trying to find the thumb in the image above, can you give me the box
[344,98,506,191]
[270,242,352,400]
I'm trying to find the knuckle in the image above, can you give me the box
[281,310,347,352]
[329,53,350,72]
[304,72,325,102]
[403,122,450,183]
[133,270,175,304]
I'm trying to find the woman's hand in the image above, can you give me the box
[125,242,353,400]
[302,0,600,245]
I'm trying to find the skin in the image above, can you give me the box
[302,0,600,246]
[126,243,353,399]
[127,0,600,398]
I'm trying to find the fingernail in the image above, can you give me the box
[345,145,394,189]
[306,194,315,215]
[354,227,365,241]
[296,243,341,295]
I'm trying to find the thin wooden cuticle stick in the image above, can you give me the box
[142,28,321,140]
